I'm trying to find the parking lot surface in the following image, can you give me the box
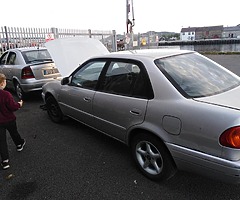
[1,54,240,200]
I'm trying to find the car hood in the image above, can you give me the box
[194,85,240,110]
[45,37,110,77]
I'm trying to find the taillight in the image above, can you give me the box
[22,66,35,79]
[219,126,240,148]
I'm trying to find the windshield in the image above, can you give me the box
[22,49,53,64]
[155,52,240,98]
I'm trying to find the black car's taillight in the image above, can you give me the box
[22,66,35,79]
[219,126,240,149]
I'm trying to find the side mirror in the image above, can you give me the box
[61,77,70,85]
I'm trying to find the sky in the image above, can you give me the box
[2,0,239,34]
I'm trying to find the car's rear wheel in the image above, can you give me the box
[46,96,63,123]
[15,82,25,100]
[131,133,177,181]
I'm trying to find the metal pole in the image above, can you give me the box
[126,0,129,34]
[112,30,117,52]
[4,26,9,50]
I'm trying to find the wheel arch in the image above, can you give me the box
[44,91,55,102]
[127,128,166,147]
[44,90,59,103]
[127,127,176,164]
[12,77,21,88]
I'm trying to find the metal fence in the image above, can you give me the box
[0,26,117,54]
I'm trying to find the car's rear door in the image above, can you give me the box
[92,59,153,142]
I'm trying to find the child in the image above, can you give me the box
[0,73,25,170]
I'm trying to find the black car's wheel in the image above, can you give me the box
[45,96,64,123]
[15,82,25,100]
[131,133,177,181]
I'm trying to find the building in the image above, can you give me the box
[195,26,223,40]
[222,25,240,38]
[180,25,240,41]
[181,26,223,41]
[180,27,196,41]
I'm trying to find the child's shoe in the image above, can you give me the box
[1,160,10,170]
[17,139,26,152]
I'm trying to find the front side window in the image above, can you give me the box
[71,61,106,90]
[155,53,240,98]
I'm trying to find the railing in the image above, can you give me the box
[0,26,117,54]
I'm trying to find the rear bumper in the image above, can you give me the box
[20,78,61,93]
[167,143,240,184]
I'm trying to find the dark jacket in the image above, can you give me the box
[0,89,20,124]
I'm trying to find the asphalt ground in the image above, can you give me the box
[0,54,240,200]
[204,54,240,76]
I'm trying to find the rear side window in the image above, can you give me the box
[0,52,8,64]
[6,52,16,65]
[100,61,153,99]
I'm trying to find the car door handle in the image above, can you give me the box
[130,108,142,116]
[83,97,91,102]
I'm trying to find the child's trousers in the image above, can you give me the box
[0,120,24,161]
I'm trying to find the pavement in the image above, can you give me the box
[0,53,240,200]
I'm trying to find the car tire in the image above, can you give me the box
[46,96,64,123]
[131,133,177,181]
[15,82,25,100]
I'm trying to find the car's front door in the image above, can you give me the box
[58,60,107,126]
[93,60,153,142]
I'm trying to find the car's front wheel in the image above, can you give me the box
[131,133,177,181]
[45,96,64,123]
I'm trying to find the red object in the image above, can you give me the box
[21,66,35,79]
[0,90,20,124]
[219,126,240,148]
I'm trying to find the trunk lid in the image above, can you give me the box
[29,62,61,80]
[194,86,240,110]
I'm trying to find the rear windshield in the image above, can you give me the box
[155,52,240,98]
[22,49,52,64]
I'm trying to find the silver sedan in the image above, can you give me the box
[42,43,240,184]
[0,47,61,99]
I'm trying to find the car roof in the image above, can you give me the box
[99,49,194,60]
[9,47,47,53]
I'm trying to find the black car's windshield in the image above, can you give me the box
[155,52,240,98]
[22,49,52,64]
